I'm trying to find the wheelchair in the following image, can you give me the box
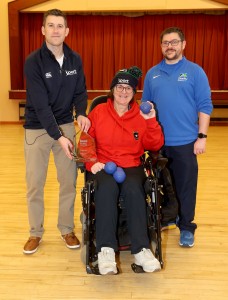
[77,95,170,275]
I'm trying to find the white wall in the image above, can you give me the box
[0,0,18,122]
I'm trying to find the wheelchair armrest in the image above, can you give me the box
[146,151,168,171]
[156,157,168,171]
[76,161,86,173]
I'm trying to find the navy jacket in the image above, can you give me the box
[24,42,88,140]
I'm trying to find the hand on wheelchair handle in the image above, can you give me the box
[91,162,105,174]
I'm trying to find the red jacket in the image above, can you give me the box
[85,98,164,171]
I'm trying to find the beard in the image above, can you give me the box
[164,49,182,62]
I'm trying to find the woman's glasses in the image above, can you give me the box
[115,85,133,93]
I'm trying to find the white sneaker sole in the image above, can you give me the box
[61,236,80,249]
[179,241,194,247]
[142,264,161,272]
[23,239,42,254]
[99,267,117,275]
[134,259,161,273]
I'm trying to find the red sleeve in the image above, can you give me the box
[142,117,164,151]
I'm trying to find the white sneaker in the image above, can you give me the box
[134,248,161,272]
[98,247,117,275]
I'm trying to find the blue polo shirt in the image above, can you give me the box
[142,57,213,146]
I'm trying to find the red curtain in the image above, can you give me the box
[21,12,228,90]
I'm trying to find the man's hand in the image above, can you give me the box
[77,115,91,132]
[58,136,74,160]
[194,138,206,155]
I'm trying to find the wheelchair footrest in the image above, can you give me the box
[86,264,100,275]
[86,264,120,275]
[131,263,145,273]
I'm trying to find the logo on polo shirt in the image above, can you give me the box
[178,73,188,81]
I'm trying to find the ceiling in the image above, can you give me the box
[213,0,228,5]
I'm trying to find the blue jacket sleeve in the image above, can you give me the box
[195,67,213,115]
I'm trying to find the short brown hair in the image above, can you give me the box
[160,27,185,43]
[43,9,68,27]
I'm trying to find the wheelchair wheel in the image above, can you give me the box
[81,243,98,265]
[80,211,85,224]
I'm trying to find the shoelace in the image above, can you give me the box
[64,232,75,240]
[100,249,115,262]
[140,248,154,259]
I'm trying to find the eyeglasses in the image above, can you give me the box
[161,39,182,47]
[115,85,133,93]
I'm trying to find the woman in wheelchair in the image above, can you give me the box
[85,66,164,275]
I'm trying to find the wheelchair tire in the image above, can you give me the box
[80,211,85,224]
[80,244,98,267]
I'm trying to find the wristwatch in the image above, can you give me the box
[198,133,207,138]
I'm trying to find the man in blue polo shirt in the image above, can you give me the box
[142,27,213,247]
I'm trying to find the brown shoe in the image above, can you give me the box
[23,236,42,254]
[61,232,80,249]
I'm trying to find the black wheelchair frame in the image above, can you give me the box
[78,151,168,274]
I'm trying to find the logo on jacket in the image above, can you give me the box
[133,131,139,140]
[45,72,52,78]
[153,75,161,79]
[65,69,77,76]
[178,73,188,81]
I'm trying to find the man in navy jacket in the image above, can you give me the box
[23,9,90,254]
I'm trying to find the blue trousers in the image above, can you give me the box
[162,142,198,234]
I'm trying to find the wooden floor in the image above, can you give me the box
[0,124,227,300]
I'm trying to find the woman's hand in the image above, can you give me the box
[140,101,156,119]
[91,162,105,174]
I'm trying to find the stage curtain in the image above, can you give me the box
[21,12,228,90]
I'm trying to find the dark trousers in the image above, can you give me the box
[162,142,198,233]
[87,166,150,254]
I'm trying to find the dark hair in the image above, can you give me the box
[43,9,68,27]
[160,27,185,43]
[107,89,115,100]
